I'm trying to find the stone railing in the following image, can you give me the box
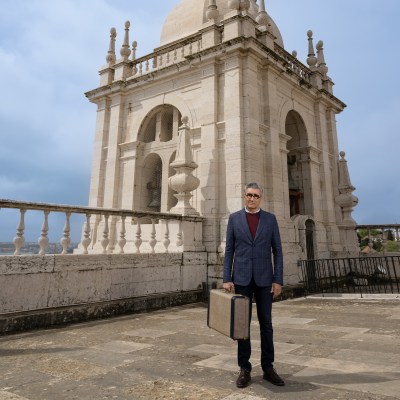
[273,44,311,85]
[129,35,203,79]
[0,199,204,256]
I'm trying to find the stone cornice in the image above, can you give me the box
[86,34,346,111]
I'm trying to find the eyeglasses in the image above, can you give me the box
[245,193,261,199]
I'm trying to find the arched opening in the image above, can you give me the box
[138,105,181,143]
[285,110,310,217]
[140,153,162,212]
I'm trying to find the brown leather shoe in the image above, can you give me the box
[263,367,285,386]
[236,369,251,388]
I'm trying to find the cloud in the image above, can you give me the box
[1,0,400,242]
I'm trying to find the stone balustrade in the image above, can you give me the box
[0,199,204,256]
[129,35,203,79]
[273,44,311,85]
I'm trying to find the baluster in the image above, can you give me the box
[13,209,26,255]
[189,43,193,55]
[173,48,177,61]
[176,220,183,247]
[132,63,138,76]
[149,219,157,254]
[145,59,149,72]
[166,52,170,64]
[139,62,143,75]
[60,212,71,255]
[159,54,163,67]
[197,40,201,52]
[118,215,127,253]
[134,217,142,254]
[38,210,50,255]
[152,56,157,69]
[101,214,109,254]
[181,45,185,59]
[163,219,170,253]
[81,213,92,254]
[108,216,117,254]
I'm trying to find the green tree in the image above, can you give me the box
[386,241,399,252]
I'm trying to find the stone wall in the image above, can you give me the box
[0,252,207,315]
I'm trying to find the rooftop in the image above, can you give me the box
[1,296,399,399]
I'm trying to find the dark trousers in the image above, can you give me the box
[235,279,274,372]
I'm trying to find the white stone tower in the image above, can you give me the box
[85,0,359,283]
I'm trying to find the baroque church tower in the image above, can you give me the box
[85,0,358,283]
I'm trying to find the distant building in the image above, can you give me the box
[84,0,358,283]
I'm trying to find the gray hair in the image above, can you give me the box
[245,182,264,195]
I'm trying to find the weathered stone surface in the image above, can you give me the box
[1,298,399,400]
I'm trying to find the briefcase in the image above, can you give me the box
[207,289,250,340]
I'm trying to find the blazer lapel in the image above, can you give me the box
[239,209,253,242]
[254,209,267,242]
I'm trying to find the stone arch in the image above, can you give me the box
[128,94,195,143]
[137,104,181,143]
[291,214,316,260]
[285,110,313,218]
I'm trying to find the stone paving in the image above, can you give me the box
[0,296,399,400]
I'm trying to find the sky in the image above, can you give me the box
[0,0,399,242]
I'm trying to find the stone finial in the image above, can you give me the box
[228,0,240,10]
[241,0,251,11]
[256,0,269,29]
[168,116,200,216]
[206,0,219,21]
[229,0,250,11]
[120,21,131,61]
[292,50,298,58]
[316,40,329,76]
[106,27,117,66]
[131,40,137,60]
[335,151,358,226]
[338,151,354,189]
[306,30,317,70]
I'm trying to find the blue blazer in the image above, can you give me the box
[223,208,283,287]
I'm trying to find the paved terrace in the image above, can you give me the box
[0,296,399,400]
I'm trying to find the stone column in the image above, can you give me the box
[88,97,111,208]
[261,67,285,217]
[199,62,220,252]
[102,94,126,209]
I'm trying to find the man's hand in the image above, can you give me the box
[271,283,282,298]
[223,282,234,293]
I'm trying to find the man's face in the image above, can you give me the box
[244,188,262,211]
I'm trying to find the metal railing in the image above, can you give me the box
[298,256,400,295]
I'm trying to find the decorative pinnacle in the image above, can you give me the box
[228,0,240,10]
[206,0,219,21]
[256,0,269,28]
[181,116,189,127]
[106,27,117,66]
[120,21,131,61]
[131,40,137,60]
[306,30,317,70]
[292,50,298,58]
[229,0,250,12]
[316,40,329,76]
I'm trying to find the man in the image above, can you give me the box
[223,182,285,388]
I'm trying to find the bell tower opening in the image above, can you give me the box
[285,110,311,217]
